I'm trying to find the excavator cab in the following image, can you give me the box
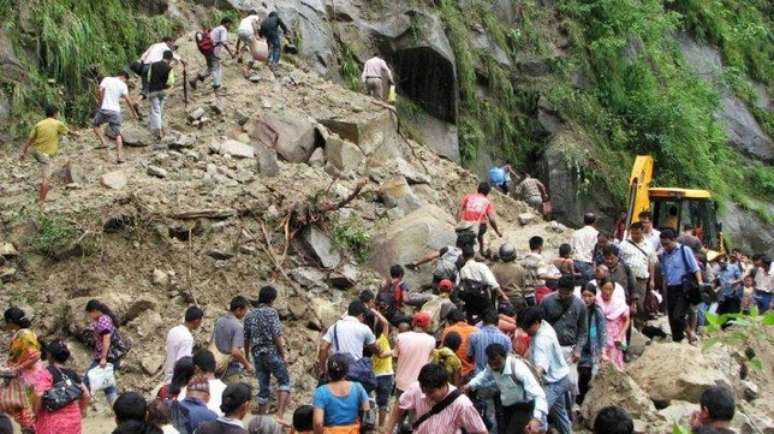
[626,156,725,255]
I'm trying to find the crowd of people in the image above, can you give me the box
[2,179,770,434]
[7,5,774,431]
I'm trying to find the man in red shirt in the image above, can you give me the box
[458,182,502,255]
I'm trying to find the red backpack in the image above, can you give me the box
[195,29,215,56]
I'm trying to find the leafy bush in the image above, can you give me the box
[1,0,181,137]
[703,308,774,371]
[332,219,371,264]
[32,214,76,257]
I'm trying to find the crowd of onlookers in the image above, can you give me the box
[2,181,770,434]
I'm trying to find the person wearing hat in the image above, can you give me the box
[492,242,527,301]
[177,374,218,433]
[393,312,436,396]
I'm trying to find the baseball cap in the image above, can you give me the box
[412,312,431,329]
[438,279,454,293]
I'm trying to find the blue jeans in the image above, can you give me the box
[544,375,573,434]
[254,351,291,404]
[574,260,594,284]
[84,360,119,404]
[754,290,772,313]
[269,34,281,64]
[375,375,394,410]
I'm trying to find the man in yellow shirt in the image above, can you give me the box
[19,106,77,203]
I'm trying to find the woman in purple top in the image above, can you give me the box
[84,299,120,404]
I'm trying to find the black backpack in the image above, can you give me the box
[458,278,491,310]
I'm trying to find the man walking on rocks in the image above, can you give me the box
[519,307,574,434]
[659,228,703,343]
[236,10,264,77]
[137,36,185,98]
[458,182,502,255]
[571,212,599,283]
[244,286,290,418]
[212,296,254,379]
[522,236,561,306]
[164,305,204,384]
[92,70,140,163]
[619,222,657,329]
[190,17,235,93]
[517,173,548,211]
[260,12,290,67]
[459,246,508,322]
[20,105,78,203]
[146,50,175,140]
[541,274,587,398]
[361,54,394,101]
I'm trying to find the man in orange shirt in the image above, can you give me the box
[442,309,479,381]
[458,182,502,255]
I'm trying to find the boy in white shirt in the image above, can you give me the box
[92,71,139,163]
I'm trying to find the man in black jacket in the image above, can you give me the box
[147,50,174,140]
[260,11,291,66]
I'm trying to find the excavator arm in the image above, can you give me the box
[626,155,654,227]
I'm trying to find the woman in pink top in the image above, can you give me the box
[597,278,630,369]
[394,313,436,393]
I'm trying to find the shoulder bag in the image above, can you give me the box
[679,246,702,304]
[411,388,465,432]
[42,366,83,411]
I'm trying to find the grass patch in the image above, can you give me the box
[32,214,76,257]
[340,43,362,93]
[332,218,371,264]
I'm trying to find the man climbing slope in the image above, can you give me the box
[190,17,235,93]
[260,12,291,67]
[19,105,78,203]
[361,54,394,101]
[92,70,139,164]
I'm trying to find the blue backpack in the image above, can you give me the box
[488,167,507,187]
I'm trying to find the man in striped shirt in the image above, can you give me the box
[384,364,487,434]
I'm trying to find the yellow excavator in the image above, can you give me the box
[626,155,725,256]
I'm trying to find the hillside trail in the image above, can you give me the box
[0,31,571,431]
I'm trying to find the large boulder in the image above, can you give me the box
[378,176,423,215]
[248,111,317,163]
[721,202,774,257]
[369,204,455,288]
[678,33,773,163]
[628,342,737,403]
[301,226,341,269]
[581,363,669,432]
[319,109,403,164]
[325,136,365,173]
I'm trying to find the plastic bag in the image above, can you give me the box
[387,85,397,104]
[87,364,116,392]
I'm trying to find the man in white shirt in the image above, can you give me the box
[191,17,235,92]
[518,307,573,434]
[92,71,139,163]
[571,213,599,283]
[236,10,263,77]
[361,55,394,101]
[317,301,385,377]
[465,343,547,434]
[179,350,228,417]
[638,211,662,254]
[164,305,204,384]
[137,36,185,97]
[619,221,658,328]
[458,246,508,322]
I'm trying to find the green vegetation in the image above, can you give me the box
[32,214,75,257]
[703,308,774,370]
[340,43,362,93]
[438,0,535,165]
[549,0,772,217]
[332,218,371,264]
[1,0,181,138]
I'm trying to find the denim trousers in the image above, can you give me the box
[253,351,291,404]
[544,375,573,434]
